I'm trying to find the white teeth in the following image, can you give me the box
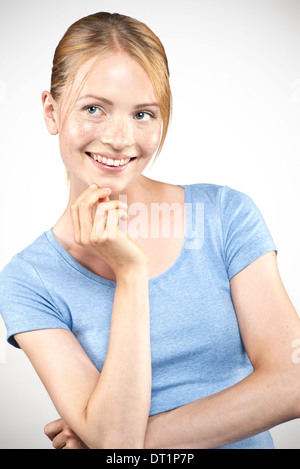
[89,153,132,167]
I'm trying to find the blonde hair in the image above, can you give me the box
[50,12,172,162]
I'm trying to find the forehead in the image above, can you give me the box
[71,52,157,105]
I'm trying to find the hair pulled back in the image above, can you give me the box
[51,12,172,158]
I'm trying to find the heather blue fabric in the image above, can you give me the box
[0,184,277,448]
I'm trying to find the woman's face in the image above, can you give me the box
[51,52,162,196]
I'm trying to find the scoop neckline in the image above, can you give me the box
[45,184,191,288]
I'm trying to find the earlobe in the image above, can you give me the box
[42,91,59,135]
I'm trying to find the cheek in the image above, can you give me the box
[135,124,162,156]
[59,120,94,155]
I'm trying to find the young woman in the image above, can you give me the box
[0,12,299,449]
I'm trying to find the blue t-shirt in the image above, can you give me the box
[0,184,277,449]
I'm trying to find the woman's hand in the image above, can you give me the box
[70,185,148,277]
[44,418,88,449]
[44,413,161,450]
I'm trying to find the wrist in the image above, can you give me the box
[115,261,148,283]
[144,412,171,449]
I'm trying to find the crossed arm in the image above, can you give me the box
[146,251,300,449]
[37,251,300,449]
[14,187,300,448]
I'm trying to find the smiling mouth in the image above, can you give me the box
[86,152,137,167]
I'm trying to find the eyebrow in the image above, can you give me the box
[77,94,159,109]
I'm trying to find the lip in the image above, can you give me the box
[86,152,136,173]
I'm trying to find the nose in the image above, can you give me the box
[100,116,134,151]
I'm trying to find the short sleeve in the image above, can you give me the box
[0,256,71,348]
[220,186,277,281]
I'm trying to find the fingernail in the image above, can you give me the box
[89,184,98,189]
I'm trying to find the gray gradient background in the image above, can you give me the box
[0,0,300,448]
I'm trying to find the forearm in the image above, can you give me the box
[145,367,299,449]
[83,265,151,449]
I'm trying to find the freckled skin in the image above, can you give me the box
[42,49,185,285]
[55,52,162,200]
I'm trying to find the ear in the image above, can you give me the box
[42,91,59,135]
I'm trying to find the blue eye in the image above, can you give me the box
[135,111,151,121]
[81,104,103,116]
[87,106,98,114]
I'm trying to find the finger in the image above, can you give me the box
[52,432,67,449]
[118,208,129,221]
[94,205,128,239]
[51,424,77,449]
[71,186,111,243]
[105,208,128,238]
[44,418,64,441]
[95,200,128,218]
[105,208,119,238]
[118,209,130,236]
[97,200,128,213]
[93,201,127,236]
[62,437,86,450]
[77,187,112,213]
[75,185,111,205]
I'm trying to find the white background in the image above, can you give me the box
[0,0,300,448]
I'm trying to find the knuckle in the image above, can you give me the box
[101,231,111,242]
[74,233,82,245]
[63,428,74,439]
[96,204,107,216]
[64,441,77,449]
[80,234,90,245]
[96,200,118,213]
[90,231,101,245]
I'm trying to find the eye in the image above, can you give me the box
[87,105,99,115]
[81,104,104,116]
[134,111,152,121]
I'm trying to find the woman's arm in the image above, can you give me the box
[144,251,300,448]
[145,368,299,449]
[16,186,151,449]
[84,264,151,448]
[44,250,300,449]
